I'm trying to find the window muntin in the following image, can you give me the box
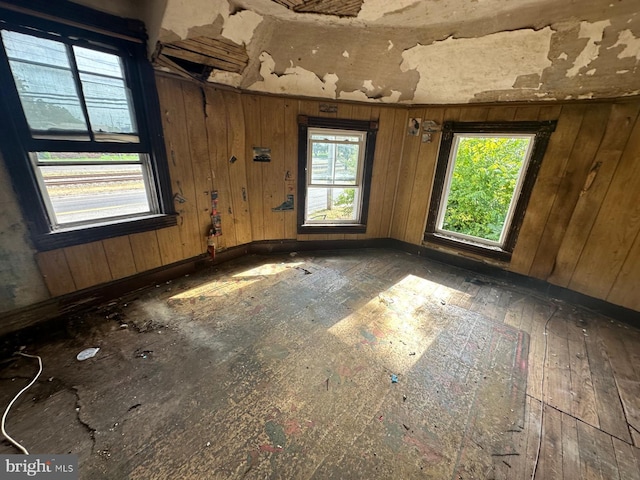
[435,133,535,248]
[305,128,366,224]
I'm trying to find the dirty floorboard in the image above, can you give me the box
[1,249,639,479]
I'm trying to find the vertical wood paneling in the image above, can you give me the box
[102,236,137,280]
[63,241,112,290]
[283,98,299,239]
[223,91,252,245]
[548,103,640,287]
[510,105,583,275]
[260,96,286,240]
[36,250,76,296]
[183,83,215,253]
[528,104,612,279]
[403,107,445,244]
[243,95,264,241]
[204,88,234,250]
[156,76,200,258]
[568,113,640,299]
[129,231,162,272]
[156,226,185,265]
[390,108,423,239]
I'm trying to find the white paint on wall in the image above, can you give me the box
[249,52,338,98]
[400,28,553,104]
[338,89,402,103]
[221,10,263,45]
[342,50,350,58]
[558,52,568,60]
[363,80,375,91]
[566,20,611,77]
[388,40,394,51]
[612,29,640,61]
[358,0,420,22]
[162,0,229,39]
[617,69,630,74]
[586,68,596,76]
[208,70,243,87]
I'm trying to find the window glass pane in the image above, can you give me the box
[2,31,88,132]
[74,47,137,135]
[38,157,151,225]
[310,142,359,184]
[306,187,358,222]
[310,133,360,142]
[440,136,531,243]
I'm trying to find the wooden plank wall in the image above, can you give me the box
[390,100,640,312]
[32,73,640,312]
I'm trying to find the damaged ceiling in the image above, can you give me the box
[80,0,640,104]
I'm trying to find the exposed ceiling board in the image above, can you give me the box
[154,0,640,103]
[156,36,249,80]
[270,0,363,17]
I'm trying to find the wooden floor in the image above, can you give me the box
[442,263,640,479]
[1,248,639,479]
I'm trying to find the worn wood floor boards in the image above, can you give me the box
[453,270,640,479]
[2,249,639,479]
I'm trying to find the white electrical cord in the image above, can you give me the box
[1,352,43,455]
[531,306,557,480]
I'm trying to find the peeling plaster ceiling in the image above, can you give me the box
[151,0,640,104]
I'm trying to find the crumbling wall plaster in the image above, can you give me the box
[161,0,230,39]
[248,52,339,98]
[221,10,264,45]
[566,20,611,77]
[613,29,640,61]
[0,154,50,312]
[401,28,554,104]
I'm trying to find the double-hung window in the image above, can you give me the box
[297,116,377,234]
[0,5,175,250]
[425,121,556,260]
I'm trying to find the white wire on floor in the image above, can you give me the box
[531,306,558,480]
[1,352,43,455]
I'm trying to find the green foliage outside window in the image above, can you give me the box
[442,137,529,242]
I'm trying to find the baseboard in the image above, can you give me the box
[1,238,637,337]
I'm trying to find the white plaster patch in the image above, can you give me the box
[566,20,611,77]
[312,49,318,54]
[363,80,375,91]
[162,0,229,39]
[558,52,568,60]
[611,29,640,61]
[578,93,594,99]
[400,28,553,104]
[358,0,420,22]
[388,40,394,51]
[208,69,243,87]
[249,52,338,98]
[337,89,401,103]
[342,50,350,58]
[617,69,630,74]
[221,10,263,45]
[586,68,596,76]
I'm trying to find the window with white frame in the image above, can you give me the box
[306,128,366,224]
[297,117,378,234]
[425,121,556,260]
[0,5,175,250]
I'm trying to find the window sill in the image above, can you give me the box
[423,232,512,262]
[298,224,367,235]
[34,214,178,251]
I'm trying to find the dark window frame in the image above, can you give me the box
[0,2,176,251]
[297,115,378,234]
[424,120,556,261]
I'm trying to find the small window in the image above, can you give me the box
[425,121,556,260]
[298,117,378,234]
[0,7,175,250]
